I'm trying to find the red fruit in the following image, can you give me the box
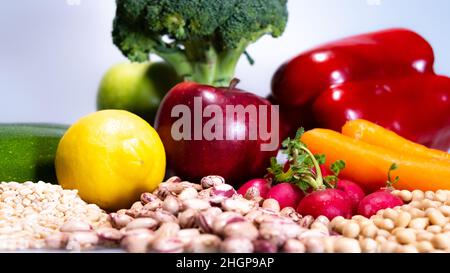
[237,178,271,199]
[267,183,305,209]
[357,191,404,218]
[155,82,278,185]
[296,189,352,220]
[336,179,365,213]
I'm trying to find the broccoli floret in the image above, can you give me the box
[112,0,288,86]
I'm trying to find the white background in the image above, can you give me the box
[1,0,450,124]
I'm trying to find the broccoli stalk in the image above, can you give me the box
[156,39,248,86]
[112,0,288,87]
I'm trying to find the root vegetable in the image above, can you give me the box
[267,183,305,209]
[357,191,403,218]
[296,189,352,219]
[336,179,365,213]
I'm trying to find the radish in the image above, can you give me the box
[237,178,271,199]
[357,191,403,218]
[336,179,365,213]
[296,189,352,219]
[268,130,353,219]
[267,183,305,209]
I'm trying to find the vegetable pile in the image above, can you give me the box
[235,121,445,220]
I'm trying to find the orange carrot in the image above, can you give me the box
[301,128,450,192]
[342,119,450,162]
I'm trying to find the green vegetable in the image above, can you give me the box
[112,0,288,86]
[97,61,181,124]
[267,128,346,191]
[268,128,325,191]
[0,124,68,183]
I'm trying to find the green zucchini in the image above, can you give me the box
[0,123,68,183]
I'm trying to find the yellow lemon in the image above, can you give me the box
[55,110,166,211]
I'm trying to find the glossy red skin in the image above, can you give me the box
[155,82,278,185]
[267,183,305,209]
[357,191,404,218]
[271,28,434,106]
[313,75,450,149]
[237,178,271,199]
[296,189,352,220]
[270,28,450,150]
[336,180,365,213]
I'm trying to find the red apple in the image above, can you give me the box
[154,81,279,185]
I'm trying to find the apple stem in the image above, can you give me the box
[228,78,241,91]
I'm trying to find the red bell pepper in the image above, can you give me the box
[313,76,450,148]
[271,28,450,151]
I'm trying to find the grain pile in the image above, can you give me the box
[0,181,108,250]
